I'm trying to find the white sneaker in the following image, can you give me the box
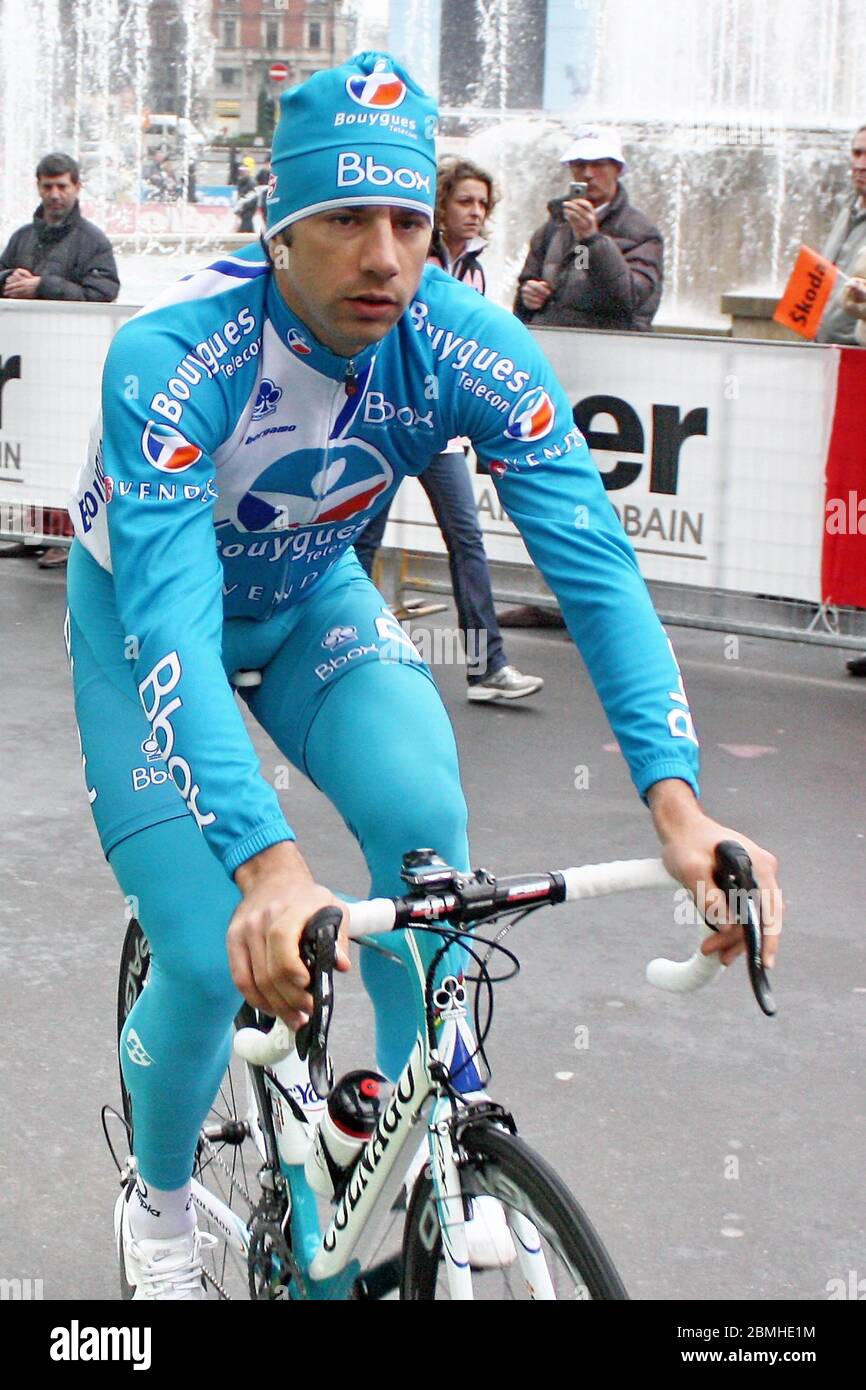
[467,665,544,703]
[115,1185,216,1300]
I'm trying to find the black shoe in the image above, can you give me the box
[0,542,44,558]
[846,654,866,677]
[37,546,68,570]
[497,605,565,629]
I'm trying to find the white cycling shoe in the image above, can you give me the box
[115,1185,216,1300]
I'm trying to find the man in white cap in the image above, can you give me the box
[514,125,663,332]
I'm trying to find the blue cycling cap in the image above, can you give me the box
[265,51,439,240]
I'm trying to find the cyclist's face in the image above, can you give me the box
[270,205,432,357]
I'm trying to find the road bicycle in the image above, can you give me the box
[107,841,773,1300]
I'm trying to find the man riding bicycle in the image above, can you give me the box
[66,53,782,1299]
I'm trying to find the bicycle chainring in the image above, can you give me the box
[248,1206,303,1301]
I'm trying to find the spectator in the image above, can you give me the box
[226,139,240,185]
[816,124,866,348]
[501,127,663,630]
[513,125,663,331]
[233,175,259,233]
[143,149,174,201]
[354,158,543,703]
[255,157,272,231]
[0,152,119,570]
[811,124,866,676]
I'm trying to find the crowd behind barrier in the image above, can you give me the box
[2,121,865,644]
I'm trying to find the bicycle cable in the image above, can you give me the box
[101,1103,133,1175]
[400,910,537,1105]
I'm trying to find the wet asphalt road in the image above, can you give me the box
[1,554,863,1302]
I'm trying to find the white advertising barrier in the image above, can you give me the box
[0,301,135,539]
[383,328,839,604]
[0,305,836,604]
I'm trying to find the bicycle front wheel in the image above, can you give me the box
[401,1122,628,1300]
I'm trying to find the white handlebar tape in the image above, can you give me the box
[562,858,676,899]
[234,1016,294,1065]
[346,898,397,938]
[646,927,722,993]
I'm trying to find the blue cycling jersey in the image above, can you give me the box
[71,241,700,872]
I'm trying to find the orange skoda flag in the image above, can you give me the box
[773,245,839,339]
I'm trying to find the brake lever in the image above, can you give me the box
[294,906,342,1098]
[712,840,776,1017]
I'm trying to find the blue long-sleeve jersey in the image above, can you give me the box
[71,243,699,872]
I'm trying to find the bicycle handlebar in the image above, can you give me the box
[233,844,775,1077]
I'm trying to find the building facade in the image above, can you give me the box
[211,0,355,135]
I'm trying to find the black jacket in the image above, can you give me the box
[0,203,120,302]
[514,184,663,331]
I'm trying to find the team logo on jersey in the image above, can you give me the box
[251,378,283,421]
[489,460,508,478]
[266,172,278,201]
[221,441,393,533]
[140,736,161,763]
[504,387,555,443]
[141,421,202,473]
[322,625,358,651]
[287,328,312,356]
[346,65,406,110]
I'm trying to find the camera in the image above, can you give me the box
[568,181,589,200]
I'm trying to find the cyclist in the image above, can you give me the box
[66,53,782,1299]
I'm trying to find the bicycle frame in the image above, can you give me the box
[195,929,537,1299]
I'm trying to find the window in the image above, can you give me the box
[308,21,322,49]
[265,20,279,49]
[222,19,237,48]
[219,68,240,88]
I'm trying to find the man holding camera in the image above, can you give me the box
[500,128,664,628]
[514,126,663,332]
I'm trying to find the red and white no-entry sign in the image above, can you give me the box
[269,62,289,82]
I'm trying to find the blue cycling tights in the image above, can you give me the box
[113,658,469,1190]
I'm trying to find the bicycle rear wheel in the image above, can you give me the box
[401,1122,628,1300]
[117,916,273,1299]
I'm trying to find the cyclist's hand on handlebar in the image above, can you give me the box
[647,780,782,968]
[227,841,351,1030]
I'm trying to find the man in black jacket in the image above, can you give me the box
[0,153,119,568]
[514,126,662,332]
[501,127,664,629]
[0,152,119,304]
